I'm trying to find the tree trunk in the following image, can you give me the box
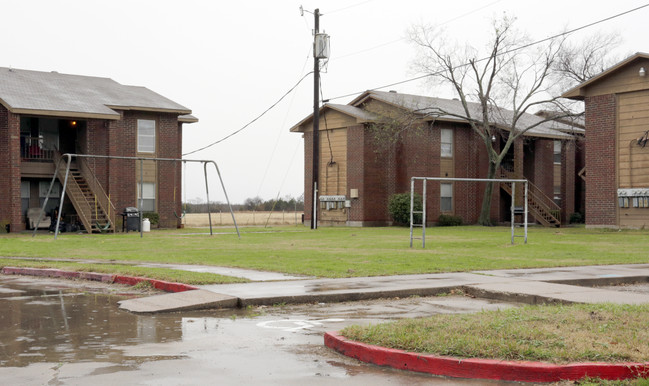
[478,160,500,226]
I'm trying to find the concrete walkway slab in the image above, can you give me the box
[197,272,512,306]
[118,289,238,313]
[476,264,649,284]
[465,280,649,305]
[137,263,311,281]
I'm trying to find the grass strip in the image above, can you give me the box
[0,258,248,285]
[341,303,649,364]
[2,226,649,278]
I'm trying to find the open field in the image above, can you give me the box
[183,211,303,227]
[1,226,649,279]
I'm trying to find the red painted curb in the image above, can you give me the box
[1,267,198,293]
[112,275,198,292]
[324,332,649,383]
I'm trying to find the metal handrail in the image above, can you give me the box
[55,161,93,231]
[78,157,116,226]
[500,167,560,225]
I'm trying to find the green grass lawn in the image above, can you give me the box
[341,303,649,364]
[0,225,648,279]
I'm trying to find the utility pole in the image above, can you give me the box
[310,8,320,230]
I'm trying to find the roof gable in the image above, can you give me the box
[562,52,649,100]
[289,104,376,132]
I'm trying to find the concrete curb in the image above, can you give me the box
[324,332,649,383]
[0,267,198,293]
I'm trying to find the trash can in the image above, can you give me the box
[122,207,140,232]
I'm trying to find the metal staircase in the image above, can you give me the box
[500,168,561,227]
[55,156,116,233]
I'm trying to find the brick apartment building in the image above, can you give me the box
[291,90,583,227]
[0,67,196,233]
[563,53,649,229]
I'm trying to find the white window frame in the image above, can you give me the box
[441,128,453,158]
[553,140,561,164]
[137,182,156,212]
[137,119,156,153]
[440,183,453,212]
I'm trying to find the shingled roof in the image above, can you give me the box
[0,67,194,121]
[290,90,581,139]
[353,91,580,139]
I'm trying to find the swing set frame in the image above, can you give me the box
[33,153,240,240]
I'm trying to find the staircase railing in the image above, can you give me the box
[78,157,116,228]
[55,158,94,232]
[500,167,561,227]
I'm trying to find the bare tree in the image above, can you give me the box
[555,31,624,86]
[408,16,578,225]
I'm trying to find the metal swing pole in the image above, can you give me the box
[54,154,73,240]
[511,181,515,245]
[409,178,415,248]
[139,159,144,239]
[33,156,66,238]
[206,161,240,239]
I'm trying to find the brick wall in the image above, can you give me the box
[455,126,487,224]
[561,140,576,223]
[584,94,617,227]
[84,119,110,188]
[105,111,182,229]
[532,138,554,198]
[107,111,136,216]
[0,105,23,231]
[361,124,395,223]
[398,123,438,223]
[156,113,182,228]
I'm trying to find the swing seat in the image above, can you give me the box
[95,220,112,233]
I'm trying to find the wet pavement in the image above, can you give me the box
[0,275,522,385]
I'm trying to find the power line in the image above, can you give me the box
[183,71,313,156]
[325,3,649,102]
[332,0,503,61]
[326,0,376,15]
[255,48,312,198]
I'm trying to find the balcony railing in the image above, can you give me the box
[21,137,55,161]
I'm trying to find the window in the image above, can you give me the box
[553,140,561,164]
[21,181,30,216]
[441,183,453,212]
[38,180,61,213]
[441,128,453,158]
[137,119,156,153]
[137,183,156,211]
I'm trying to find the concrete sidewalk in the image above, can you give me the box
[118,264,649,313]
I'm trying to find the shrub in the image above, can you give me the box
[0,219,9,233]
[388,193,422,226]
[569,212,584,224]
[438,214,463,226]
[143,212,159,226]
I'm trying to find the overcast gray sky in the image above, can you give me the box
[3,0,648,204]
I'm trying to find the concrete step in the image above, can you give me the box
[118,289,238,313]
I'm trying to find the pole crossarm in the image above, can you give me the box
[409,176,528,248]
[34,153,240,240]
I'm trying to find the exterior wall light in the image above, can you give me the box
[640,67,646,77]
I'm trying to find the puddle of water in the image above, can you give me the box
[0,277,249,368]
